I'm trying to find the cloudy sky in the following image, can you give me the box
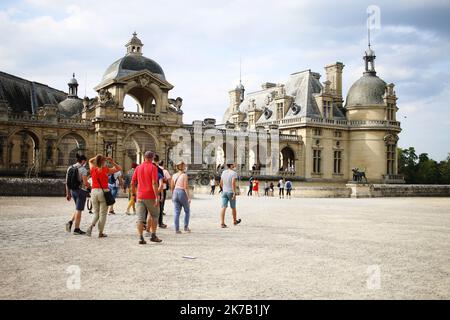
[1,0,449,160]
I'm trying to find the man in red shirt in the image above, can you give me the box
[131,151,161,245]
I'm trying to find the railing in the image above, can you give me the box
[382,174,405,184]
[259,117,401,129]
[6,113,92,127]
[279,134,299,141]
[123,112,159,122]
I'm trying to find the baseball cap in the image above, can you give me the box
[226,159,235,165]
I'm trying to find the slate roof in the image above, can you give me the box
[99,54,166,87]
[0,71,67,114]
[223,69,346,124]
[345,72,386,108]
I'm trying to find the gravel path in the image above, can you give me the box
[0,195,449,299]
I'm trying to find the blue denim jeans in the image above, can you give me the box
[109,186,119,199]
[172,189,190,231]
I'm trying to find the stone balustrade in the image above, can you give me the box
[123,111,159,122]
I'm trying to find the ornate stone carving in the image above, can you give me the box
[263,107,273,119]
[98,89,114,105]
[384,133,399,146]
[291,103,301,115]
[168,97,183,114]
[137,75,151,88]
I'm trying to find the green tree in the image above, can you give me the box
[439,153,450,184]
[416,153,441,184]
[398,147,418,183]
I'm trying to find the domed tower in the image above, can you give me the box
[58,73,83,118]
[94,32,174,118]
[345,44,401,183]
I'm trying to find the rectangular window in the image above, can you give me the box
[313,149,322,174]
[277,103,284,119]
[313,128,322,136]
[334,131,342,138]
[334,151,342,174]
[387,103,395,121]
[387,145,396,175]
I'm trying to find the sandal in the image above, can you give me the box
[234,219,242,226]
[221,224,228,228]
[99,233,108,238]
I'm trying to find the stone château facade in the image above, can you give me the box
[0,33,402,183]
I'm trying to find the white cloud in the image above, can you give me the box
[1,0,449,160]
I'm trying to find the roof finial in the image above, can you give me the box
[73,72,75,78]
[133,31,137,37]
[239,56,242,86]
[367,12,371,49]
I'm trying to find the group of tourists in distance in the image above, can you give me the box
[209,175,293,199]
[64,151,241,244]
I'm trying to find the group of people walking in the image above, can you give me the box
[247,177,293,199]
[65,152,242,244]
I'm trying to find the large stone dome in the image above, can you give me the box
[345,72,386,107]
[101,54,166,84]
[58,98,83,118]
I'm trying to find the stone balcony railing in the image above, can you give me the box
[123,111,160,122]
[382,174,405,184]
[5,113,92,128]
[259,117,401,129]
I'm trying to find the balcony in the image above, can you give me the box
[123,112,160,123]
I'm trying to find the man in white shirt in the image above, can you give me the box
[219,160,242,228]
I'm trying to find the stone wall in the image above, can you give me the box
[0,178,66,197]
[1,178,449,198]
[370,184,450,197]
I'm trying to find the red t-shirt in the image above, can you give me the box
[131,161,158,200]
[91,167,109,189]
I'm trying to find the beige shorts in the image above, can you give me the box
[136,199,160,223]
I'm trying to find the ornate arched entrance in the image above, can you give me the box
[57,133,86,167]
[123,131,157,169]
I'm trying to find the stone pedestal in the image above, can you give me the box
[346,183,373,198]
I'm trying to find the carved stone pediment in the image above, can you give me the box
[137,75,151,88]
[384,133,399,145]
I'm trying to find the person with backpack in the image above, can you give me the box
[285,179,293,199]
[107,168,123,215]
[278,178,285,199]
[65,154,90,235]
[86,154,122,238]
[153,154,167,229]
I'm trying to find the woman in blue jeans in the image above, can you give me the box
[170,160,191,234]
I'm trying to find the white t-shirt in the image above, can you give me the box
[109,171,122,188]
[279,179,285,188]
[221,169,238,193]
[210,178,216,186]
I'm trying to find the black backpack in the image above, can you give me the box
[109,173,117,185]
[67,166,81,190]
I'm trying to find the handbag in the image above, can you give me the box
[97,172,116,206]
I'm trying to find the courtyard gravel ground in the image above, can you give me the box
[0,195,449,299]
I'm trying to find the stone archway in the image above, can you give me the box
[8,129,40,170]
[280,146,295,172]
[57,133,86,167]
[125,86,157,114]
[123,131,157,169]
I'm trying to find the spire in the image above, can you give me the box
[236,57,245,102]
[364,16,376,75]
[126,32,144,55]
[68,73,79,98]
